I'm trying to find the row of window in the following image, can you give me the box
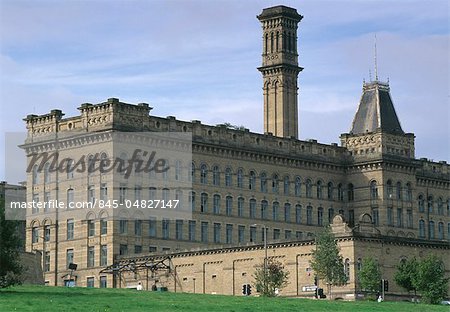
[418,220,450,240]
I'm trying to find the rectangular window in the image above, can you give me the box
[88,220,95,237]
[44,251,50,272]
[135,220,142,236]
[249,200,256,218]
[238,225,245,244]
[87,246,95,267]
[406,209,413,228]
[100,219,107,235]
[296,231,303,240]
[135,185,141,201]
[285,230,291,240]
[44,225,50,241]
[250,226,256,243]
[176,220,183,240]
[67,219,74,240]
[149,187,156,201]
[397,208,403,227]
[88,185,95,204]
[149,218,156,237]
[119,244,128,256]
[149,246,157,253]
[100,183,107,201]
[119,184,127,204]
[66,249,74,269]
[188,220,196,241]
[372,209,379,226]
[201,222,208,243]
[226,224,233,244]
[87,277,94,288]
[237,197,244,217]
[387,207,393,226]
[32,194,39,214]
[44,192,50,212]
[119,219,128,234]
[100,276,107,288]
[100,245,107,266]
[162,219,170,239]
[273,229,280,240]
[134,245,142,254]
[213,223,221,243]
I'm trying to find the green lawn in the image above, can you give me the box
[0,286,447,312]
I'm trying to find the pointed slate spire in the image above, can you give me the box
[350,81,404,135]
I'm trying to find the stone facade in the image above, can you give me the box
[20,5,449,297]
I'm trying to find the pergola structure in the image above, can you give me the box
[100,255,173,289]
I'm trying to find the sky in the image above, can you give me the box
[0,0,449,183]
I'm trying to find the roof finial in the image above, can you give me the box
[374,33,378,81]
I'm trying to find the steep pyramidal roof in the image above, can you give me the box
[350,80,404,135]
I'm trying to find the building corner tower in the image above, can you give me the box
[257,6,303,139]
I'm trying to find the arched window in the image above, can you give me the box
[270,32,274,53]
[396,181,402,200]
[260,173,267,193]
[328,208,334,224]
[305,179,312,198]
[44,162,51,184]
[212,166,220,186]
[200,164,208,184]
[237,169,243,188]
[200,193,208,213]
[427,195,433,213]
[438,222,444,240]
[287,32,291,51]
[272,174,279,193]
[88,155,95,176]
[356,258,362,271]
[237,197,244,217]
[283,31,287,51]
[347,183,354,202]
[249,199,256,218]
[418,195,425,212]
[295,205,302,224]
[306,205,313,225]
[295,177,302,196]
[317,207,324,226]
[213,194,220,214]
[162,188,169,202]
[190,162,195,182]
[317,180,323,199]
[406,183,412,201]
[67,188,74,207]
[225,168,232,187]
[344,258,350,280]
[429,220,435,239]
[261,200,268,220]
[338,183,344,201]
[419,220,425,238]
[276,31,279,52]
[118,153,127,177]
[370,181,378,200]
[284,176,290,196]
[284,203,291,222]
[189,191,195,211]
[226,196,233,216]
[175,160,182,181]
[265,33,268,54]
[272,201,279,221]
[327,182,333,200]
[437,197,444,215]
[386,180,393,199]
[249,171,256,190]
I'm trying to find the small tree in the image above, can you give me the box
[0,198,23,288]
[412,255,448,304]
[394,257,418,300]
[310,226,348,299]
[358,257,381,297]
[253,259,289,297]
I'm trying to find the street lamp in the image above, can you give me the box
[252,223,268,294]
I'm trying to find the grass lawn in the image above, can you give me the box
[0,286,448,312]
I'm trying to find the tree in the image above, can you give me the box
[358,257,381,296]
[253,259,289,297]
[0,197,23,288]
[310,226,348,299]
[412,255,448,304]
[394,257,418,300]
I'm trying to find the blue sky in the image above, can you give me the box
[1,0,449,183]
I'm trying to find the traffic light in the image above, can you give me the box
[383,280,389,292]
